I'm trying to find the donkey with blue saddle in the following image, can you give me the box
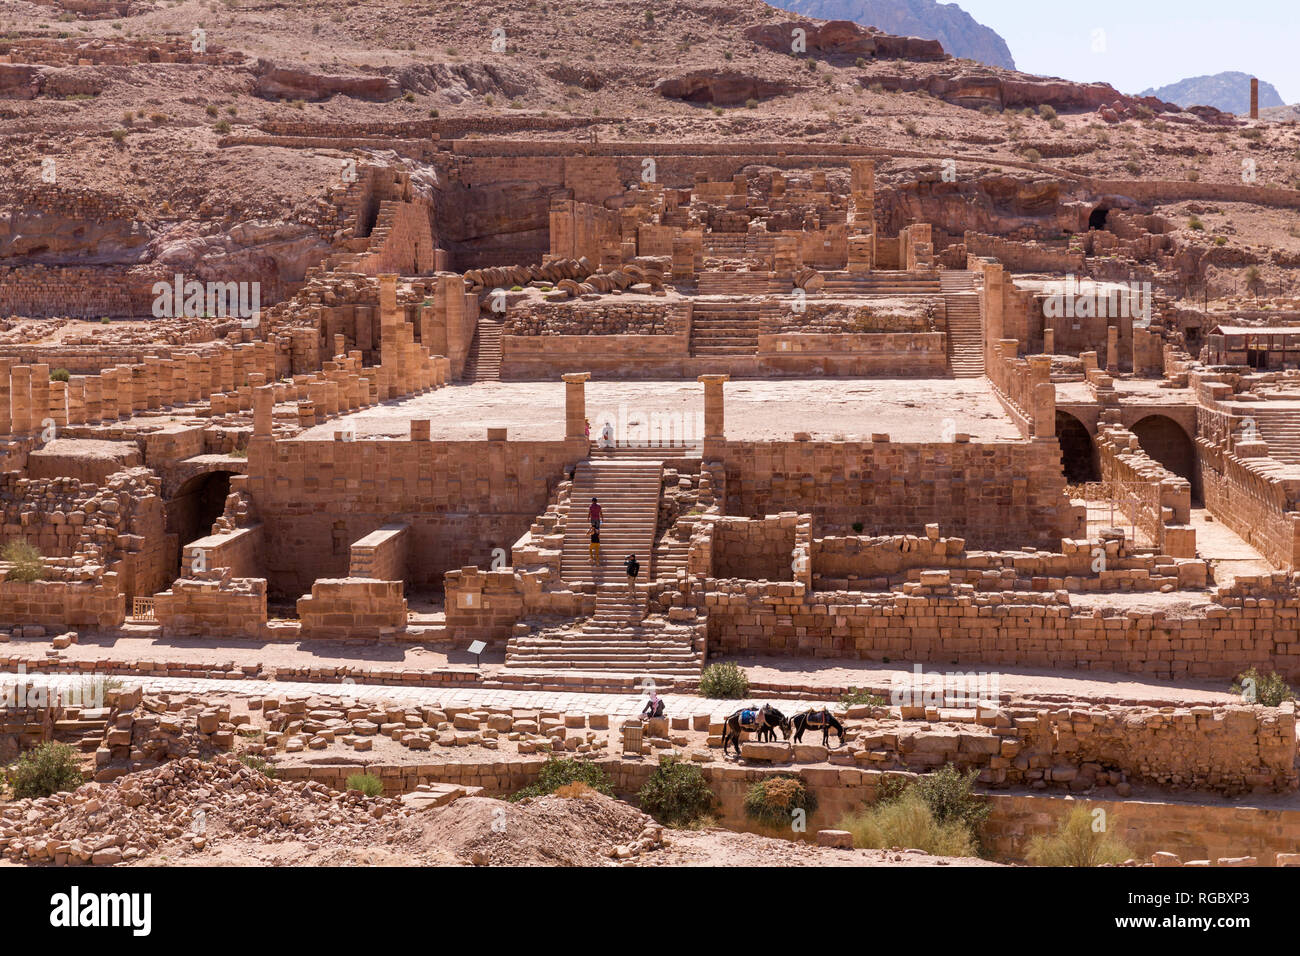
[721,703,791,756]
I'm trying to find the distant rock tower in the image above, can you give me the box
[1250,77,1259,119]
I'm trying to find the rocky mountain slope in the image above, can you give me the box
[774,0,1016,69]
[1141,72,1284,115]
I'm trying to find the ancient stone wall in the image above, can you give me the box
[711,514,797,582]
[297,578,406,639]
[723,439,1071,549]
[702,575,1300,680]
[245,438,581,597]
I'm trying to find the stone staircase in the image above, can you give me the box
[652,515,696,580]
[697,271,793,295]
[503,590,704,684]
[464,317,503,382]
[1242,408,1300,464]
[560,459,663,585]
[945,292,985,378]
[819,270,942,295]
[690,300,764,356]
[54,707,112,754]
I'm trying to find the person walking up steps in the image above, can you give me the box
[588,497,602,529]
[588,524,601,565]
[624,553,640,601]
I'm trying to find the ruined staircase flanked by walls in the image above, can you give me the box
[464,316,503,382]
[501,456,706,687]
[819,269,942,295]
[1239,407,1300,465]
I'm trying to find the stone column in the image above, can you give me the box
[67,378,86,426]
[563,372,590,441]
[699,373,729,459]
[1028,355,1054,439]
[10,366,32,435]
[253,384,274,438]
[1251,77,1259,120]
[379,274,400,400]
[1043,327,1055,354]
[50,380,68,429]
[1033,381,1056,439]
[0,358,13,436]
[30,364,50,434]
[84,374,102,424]
[1106,326,1119,372]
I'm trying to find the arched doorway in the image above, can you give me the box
[166,471,235,576]
[1056,411,1099,483]
[1131,415,1200,502]
[1089,206,1110,230]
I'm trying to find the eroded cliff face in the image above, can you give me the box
[773,0,1017,70]
[877,174,1077,239]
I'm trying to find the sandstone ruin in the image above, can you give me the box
[2,0,1300,876]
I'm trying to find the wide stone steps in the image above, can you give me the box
[697,272,793,295]
[1248,412,1300,465]
[560,460,663,584]
[820,270,942,295]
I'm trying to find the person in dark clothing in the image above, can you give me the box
[588,525,601,564]
[641,693,665,719]
[588,497,602,529]
[625,553,640,598]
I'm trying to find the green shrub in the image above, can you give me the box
[1026,805,1131,866]
[1231,667,1294,707]
[911,764,990,843]
[512,756,613,800]
[743,774,817,826]
[1038,104,1057,120]
[10,742,83,798]
[345,772,384,797]
[3,539,45,582]
[840,687,886,707]
[698,662,749,699]
[836,790,977,857]
[238,753,277,777]
[50,368,70,382]
[637,755,715,827]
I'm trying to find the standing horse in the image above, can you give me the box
[721,704,791,756]
[791,707,845,747]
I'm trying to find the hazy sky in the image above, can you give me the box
[954,0,1298,103]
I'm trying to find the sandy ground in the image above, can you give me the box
[298,378,1021,443]
[643,829,1003,867]
[723,655,1242,707]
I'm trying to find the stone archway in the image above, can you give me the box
[166,470,235,576]
[1088,205,1111,230]
[1131,414,1200,503]
[1056,411,1099,484]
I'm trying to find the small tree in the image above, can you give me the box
[10,742,83,798]
[3,539,45,582]
[1231,667,1294,707]
[637,755,715,827]
[1245,266,1263,300]
[1026,805,1131,866]
[511,756,613,800]
[698,662,749,699]
[743,775,817,827]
